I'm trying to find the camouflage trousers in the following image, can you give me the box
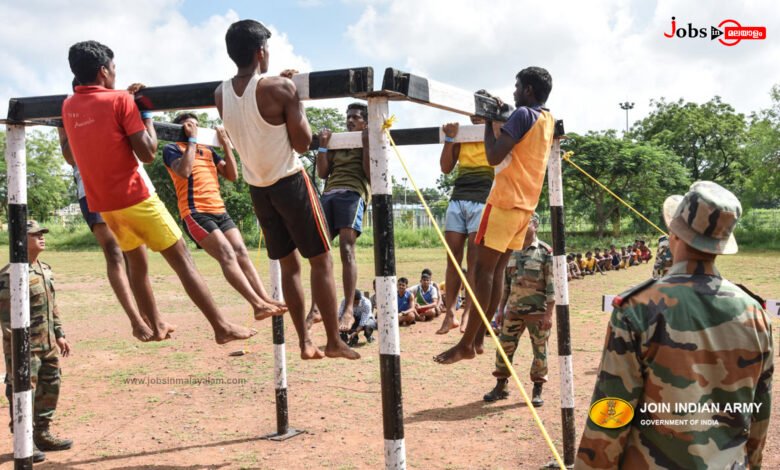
[493,312,551,383]
[4,347,61,430]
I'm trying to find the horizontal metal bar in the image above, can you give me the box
[6,67,374,121]
[381,68,513,121]
[310,124,487,150]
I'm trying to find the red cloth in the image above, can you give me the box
[62,86,149,212]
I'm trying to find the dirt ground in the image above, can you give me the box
[0,247,777,469]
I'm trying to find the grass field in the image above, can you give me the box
[0,247,777,469]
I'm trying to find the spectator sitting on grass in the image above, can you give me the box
[397,277,416,326]
[410,271,441,321]
[609,245,621,271]
[338,290,376,347]
[567,254,582,280]
[638,240,652,263]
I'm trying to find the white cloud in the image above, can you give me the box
[0,1,310,118]
[344,0,779,187]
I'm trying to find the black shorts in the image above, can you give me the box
[79,197,104,230]
[320,190,365,239]
[249,170,331,260]
[182,212,237,243]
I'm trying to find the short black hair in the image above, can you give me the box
[353,290,363,301]
[68,41,114,85]
[225,20,272,67]
[347,102,368,121]
[398,277,408,285]
[516,67,552,104]
[173,112,199,125]
[421,268,432,277]
[71,77,79,92]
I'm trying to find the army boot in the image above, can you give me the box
[483,378,509,402]
[33,443,46,463]
[532,382,544,407]
[34,426,73,451]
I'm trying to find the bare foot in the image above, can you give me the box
[433,343,475,364]
[435,315,460,335]
[151,322,176,342]
[459,311,469,333]
[300,340,325,360]
[262,296,288,310]
[475,343,485,355]
[132,322,155,342]
[339,307,354,332]
[253,301,287,321]
[325,341,361,360]
[305,307,323,330]
[214,323,257,344]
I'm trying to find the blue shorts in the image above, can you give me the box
[444,199,485,234]
[320,190,365,239]
[79,197,105,230]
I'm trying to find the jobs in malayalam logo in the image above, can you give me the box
[663,17,767,46]
[589,398,634,429]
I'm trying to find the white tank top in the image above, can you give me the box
[221,74,302,187]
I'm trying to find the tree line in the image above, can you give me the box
[1,86,778,239]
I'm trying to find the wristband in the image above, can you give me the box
[444,136,455,143]
[318,147,328,153]
[140,111,153,119]
[187,137,198,144]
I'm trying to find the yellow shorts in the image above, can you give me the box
[101,194,182,252]
[475,204,533,252]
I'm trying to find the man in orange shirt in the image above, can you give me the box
[435,67,554,364]
[163,113,286,320]
[62,40,254,344]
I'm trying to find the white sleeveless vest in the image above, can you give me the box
[221,74,302,187]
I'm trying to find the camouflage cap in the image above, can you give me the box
[662,181,740,255]
[26,220,49,234]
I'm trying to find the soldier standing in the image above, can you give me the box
[2,221,73,463]
[575,182,773,469]
[483,213,554,407]
[652,194,681,279]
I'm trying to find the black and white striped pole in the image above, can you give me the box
[6,124,33,469]
[261,257,303,441]
[546,123,576,468]
[368,94,406,470]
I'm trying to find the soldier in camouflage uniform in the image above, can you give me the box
[575,182,773,470]
[2,220,73,463]
[651,235,672,279]
[483,213,554,407]
[652,195,681,279]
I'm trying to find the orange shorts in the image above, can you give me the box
[475,204,533,252]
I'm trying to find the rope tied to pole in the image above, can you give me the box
[382,122,566,470]
[561,151,668,237]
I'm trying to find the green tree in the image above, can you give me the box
[743,84,780,208]
[0,129,70,223]
[631,97,748,187]
[561,131,690,237]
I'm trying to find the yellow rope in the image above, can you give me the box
[382,116,566,470]
[561,151,667,236]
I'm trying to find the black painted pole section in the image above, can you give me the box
[262,259,302,441]
[368,95,406,469]
[6,125,33,469]
[546,123,576,467]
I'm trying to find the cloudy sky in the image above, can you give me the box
[1,0,777,188]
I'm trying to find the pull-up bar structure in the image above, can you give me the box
[4,65,574,470]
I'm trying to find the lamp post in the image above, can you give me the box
[401,177,408,206]
[619,101,635,134]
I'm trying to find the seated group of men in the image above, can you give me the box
[567,240,653,279]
